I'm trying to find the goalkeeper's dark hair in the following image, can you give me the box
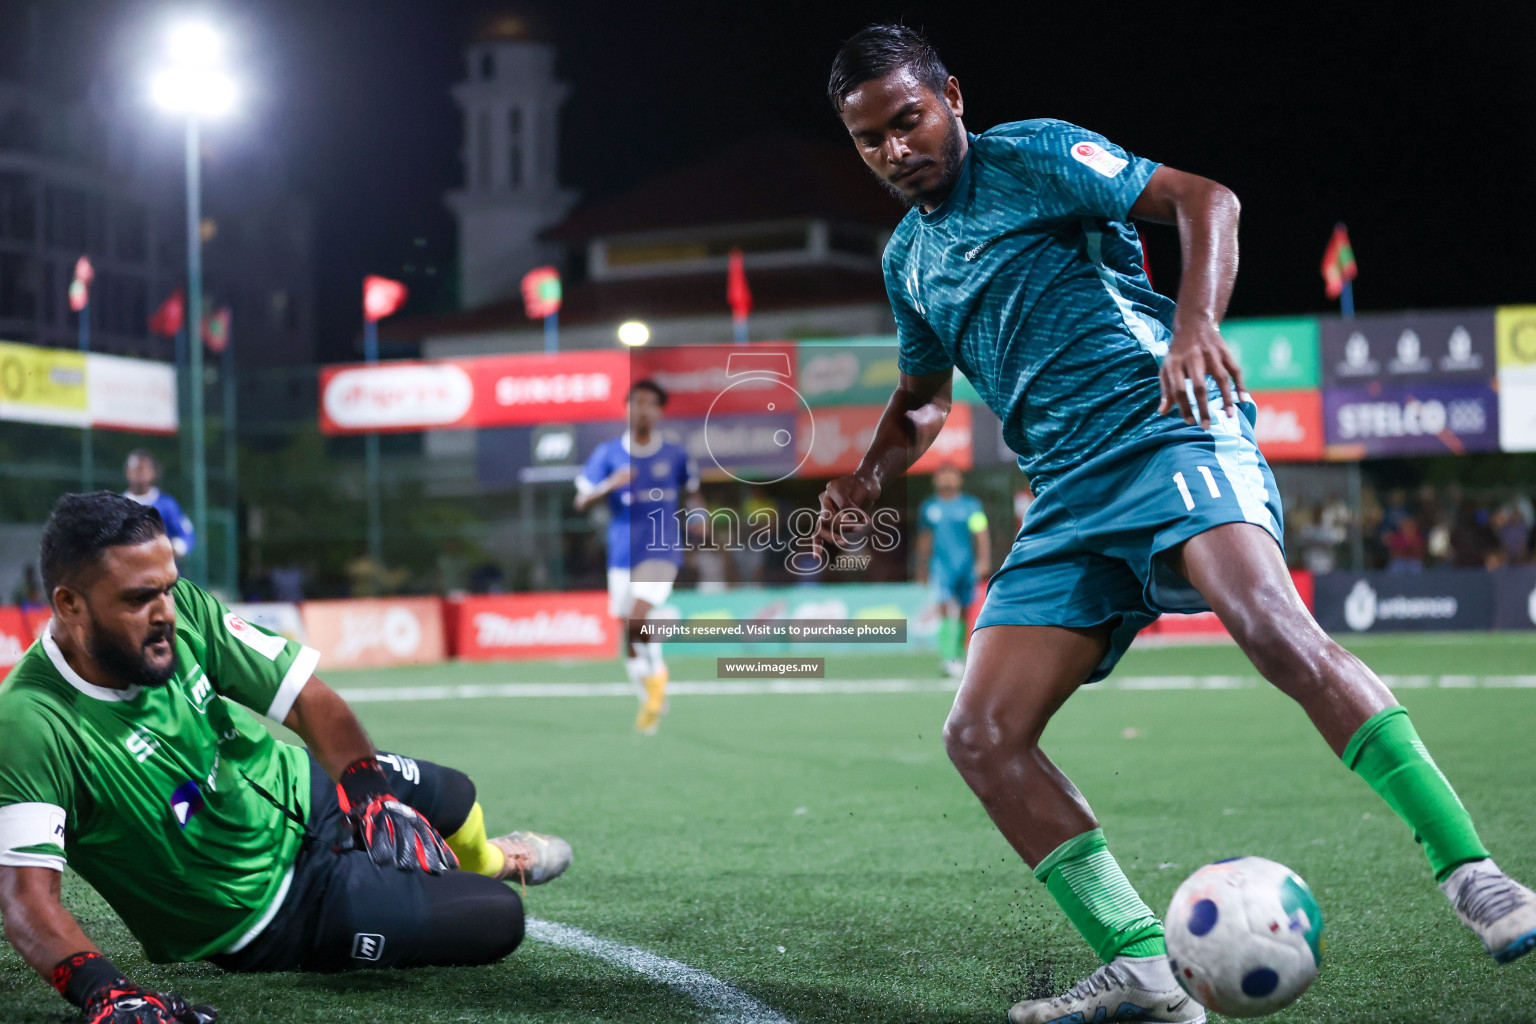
[629,378,668,406]
[828,24,949,112]
[39,492,167,601]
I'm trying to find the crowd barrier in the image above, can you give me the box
[5,569,1536,676]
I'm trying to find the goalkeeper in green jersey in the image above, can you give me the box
[0,493,572,1023]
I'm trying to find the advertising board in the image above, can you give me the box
[300,597,445,668]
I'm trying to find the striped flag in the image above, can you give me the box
[1321,224,1357,300]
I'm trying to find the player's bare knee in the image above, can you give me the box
[1233,613,1328,697]
[943,706,1028,774]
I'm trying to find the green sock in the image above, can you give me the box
[1343,706,1489,881]
[1035,828,1165,962]
[938,617,961,661]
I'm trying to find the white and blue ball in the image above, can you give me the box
[1164,857,1323,1018]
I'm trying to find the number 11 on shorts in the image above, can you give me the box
[1173,467,1221,511]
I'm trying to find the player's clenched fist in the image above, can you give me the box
[816,471,881,544]
[53,952,215,1024]
[335,757,458,873]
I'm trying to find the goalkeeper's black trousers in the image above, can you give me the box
[209,752,524,972]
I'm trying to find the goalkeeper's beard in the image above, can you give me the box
[87,612,176,689]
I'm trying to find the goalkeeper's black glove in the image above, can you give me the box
[53,952,217,1024]
[336,756,458,873]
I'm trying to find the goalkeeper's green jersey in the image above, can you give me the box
[0,580,320,963]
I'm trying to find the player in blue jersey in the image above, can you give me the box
[820,25,1535,1024]
[916,465,989,677]
[123,451,195,560]
[575,380,700,734]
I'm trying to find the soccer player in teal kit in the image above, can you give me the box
[916,465,989,677]
[820,24,1536,1024]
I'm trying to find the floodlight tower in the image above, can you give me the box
[151,21,236,584]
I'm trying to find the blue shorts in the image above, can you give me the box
[975,412,1284,682]
[929,564,975,608]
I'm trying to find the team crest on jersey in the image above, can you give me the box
[1069,140,1128,178]
[651,461,670,478]
[170,780,205,829]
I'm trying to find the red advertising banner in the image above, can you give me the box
[795,402,973,477]
[300,597,446,668]
[320,350,630,434]
[1250,389,1324,462]
[1147,570,1314,642]
[453,592,618,661]
[630,344,799,419]
[0,607,34,671]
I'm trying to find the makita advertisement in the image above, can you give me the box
[1314,571,1495,633]
[1323,381,1498,458]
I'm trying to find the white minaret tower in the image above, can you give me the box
[445,14,578,309]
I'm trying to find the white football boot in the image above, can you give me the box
[1009,955,1206,1024]
[1439,858,1536,963]
[489,831,572,886]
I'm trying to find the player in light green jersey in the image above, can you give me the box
[0,493,572,1023]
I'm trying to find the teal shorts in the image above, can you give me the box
[975,411,1284,681]
[929,563,975,608]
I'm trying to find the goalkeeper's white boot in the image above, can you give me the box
[1440,858,1536,963]
[1009,955,1205,1024]
[490,831,572,886]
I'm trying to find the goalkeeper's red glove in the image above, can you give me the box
[336,757,458,873]
[53,952,217,1024]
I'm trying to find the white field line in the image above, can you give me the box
[526,917,792,1024]
[333,675,1536,703]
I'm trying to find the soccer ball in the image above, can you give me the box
[1164,857,1323,1018]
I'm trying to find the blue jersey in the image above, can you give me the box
[885,119,1192,495]
[920,493,986,575]
[577,433,698,570]
[123,488,195,557]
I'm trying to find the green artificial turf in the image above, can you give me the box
[3,633,1533,1023]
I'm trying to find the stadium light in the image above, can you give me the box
[151,17,239,586]
[151,22,237,118]
[617,320,651,346]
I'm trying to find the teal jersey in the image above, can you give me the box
[0,581,319,962]
[920,493,987,575]
[885,119,1183,494]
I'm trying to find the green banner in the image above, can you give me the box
[1220,317,1320,390]
[660,582,939,653]
[796,339,901,407]
[798,336,983,405]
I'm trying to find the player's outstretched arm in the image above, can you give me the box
[1130,166,1245,428]
[817,369,952,538]
[284,679,457,874]
[0,866,214,1022]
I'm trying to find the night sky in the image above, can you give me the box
[8,1,1535,360]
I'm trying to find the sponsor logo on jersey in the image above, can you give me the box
[352,933,386,961]
[1069,140,1128,178]
[223,612,288,661]
[964,236,1004,261]
[170,779,205,828]
[126,727,159,763]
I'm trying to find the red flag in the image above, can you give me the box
[727,249,752,321]
[363,275,408,322]
[521,266,562,319]
[1320,224,1358,300]
[69,256,94,313]
[149,289,186,337]
[202,306,231,353]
